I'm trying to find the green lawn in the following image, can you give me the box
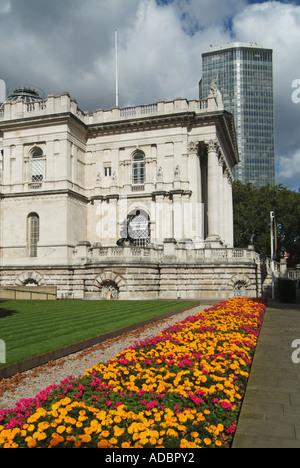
[0,300,198,367]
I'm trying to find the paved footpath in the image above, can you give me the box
[233,301,300,448]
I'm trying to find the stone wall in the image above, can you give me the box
[0,245,265,301]
[0,285,57,300]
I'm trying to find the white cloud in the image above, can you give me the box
[278,150,300,189]
[0,0,11,14]
[0,0,299,188]
[231,1,300,188]
[173,0,247,32]
[95,0,232,108]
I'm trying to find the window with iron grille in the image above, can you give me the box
[128,210,150,247]
[31,147,44,182]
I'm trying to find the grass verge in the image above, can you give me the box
[0,300,198,367]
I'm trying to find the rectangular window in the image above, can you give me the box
[104,166,112,177]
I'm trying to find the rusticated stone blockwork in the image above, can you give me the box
[0,245,264,300]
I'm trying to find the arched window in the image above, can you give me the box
[233,281,246,298]
[31,147,44,182]
[27,213,39,257]
[127,209,150,247]
[132,151,145,185]
[101,281,119,300]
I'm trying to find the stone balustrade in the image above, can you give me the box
[0,92,219,125]
[74,241,262,266]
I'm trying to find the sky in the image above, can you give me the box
[0,0,299,190]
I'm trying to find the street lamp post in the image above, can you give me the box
[270,211,275,300]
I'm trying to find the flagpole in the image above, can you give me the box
[115,30,119,107]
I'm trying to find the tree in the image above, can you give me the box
[232,182,300,267]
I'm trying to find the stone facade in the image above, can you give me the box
[0,86,265,300]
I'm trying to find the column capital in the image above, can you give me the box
[218,154,225,167]
[206,139,221,154]
[224,168,234,185]
[188,140,199,154]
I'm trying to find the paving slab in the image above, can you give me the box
[232,301,300,448]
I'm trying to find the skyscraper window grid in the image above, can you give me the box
[201,43,275,187]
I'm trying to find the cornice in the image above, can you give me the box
[87,111,196,138]
[0,112,88,134]
[0,188,88,204]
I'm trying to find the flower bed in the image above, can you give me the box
[0,297,266,448]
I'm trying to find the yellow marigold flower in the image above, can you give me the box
[26,436,37,448]
[64,416,76,425]
[180,438,191,448]
[178,413,188,423]
[109,437,118,445]
[57,425,66,434]
[33,431,47,441]
[114,426,125,437]
[166,428,178,437]
[98,439,111,448]
[80,434,92,444]
[121,442,131,448]
[140,437,149,445]
[49,433,64,447]
[177,424,187,433]
[84,426,94,435]
[78,415,88,422]
[132,432,140,442]
[37,421,48,431]
[61,397,72,406]
[204,438,212,446]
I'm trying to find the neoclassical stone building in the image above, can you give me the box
[0,86,264,300]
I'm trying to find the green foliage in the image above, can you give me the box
[233,182,300,266]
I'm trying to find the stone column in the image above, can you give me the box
[223,169,234,247]
[153,193,165,244]
[107,196,119,244]
[188,140,204,247]
[227,175,234,247]
[172,192,183,240]
[206,139,221,245]
[218,154,225,243]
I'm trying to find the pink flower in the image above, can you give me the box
[145,401,158,409]
[226,425,236,434]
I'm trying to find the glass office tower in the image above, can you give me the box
[201,43,275,187]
